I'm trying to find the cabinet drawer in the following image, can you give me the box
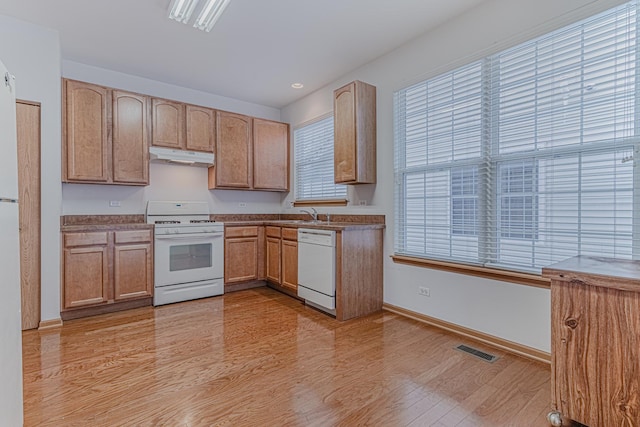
[225,226,259,238]
[115,229,152,244]
[64,232,108,247]
[266,226,281,238]
[282,227,297,241]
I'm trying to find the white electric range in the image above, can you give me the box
[146,201,224,306]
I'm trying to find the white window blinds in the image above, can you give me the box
[394,1,640,273]
[294,115,347,200]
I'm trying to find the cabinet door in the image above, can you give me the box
[224,237,258,283]
[253,119,289,191]
[281,239,298,292]
[334,80,376,184]
[334,82,357,183]
[63,245,109,309]
[152,98,185,149]
[112,91,149,184]
[64,80,111,182]
[114,243,153,300]
[213,111,252,188]
[186,105,215,153]
[266,237,281,284]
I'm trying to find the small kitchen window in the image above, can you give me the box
[294,114,347,204]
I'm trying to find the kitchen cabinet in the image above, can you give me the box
[253,119,289,191]
[151,98,185,150]
[213,111,253,189]
[151,99,215,153]
[333,80,376,184]
[113,230,153,301]
[224,225,264,283]
[542,256,640,427]
[209,113,290,192]
[265,226,281,283]
[63,79,149,185]
[265,226,298,294]
[186,104,215,152]
[62,227,153,320]
[280,228,298,292]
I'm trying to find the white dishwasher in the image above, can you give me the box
[297,228,336,315]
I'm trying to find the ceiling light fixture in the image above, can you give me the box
[291,83,304,89]
[194,0,232,32]
[168,0,199,24]
[167,0,231,32]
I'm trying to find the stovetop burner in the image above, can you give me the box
[190,219,216,223]
[155,220,181,224]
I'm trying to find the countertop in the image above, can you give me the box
[223,219,385,231]
[542,255,640,293]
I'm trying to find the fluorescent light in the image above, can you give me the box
[168,0,200,23]
[194,0,231,32]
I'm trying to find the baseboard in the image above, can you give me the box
[224,280,267,293]
[38,318,63,330]
[383,303,550,365]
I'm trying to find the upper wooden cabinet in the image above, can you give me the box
[151,98,185,150]
[333,80,376,184]
[209,113,289,192]
[63,79,149,186]
[253,118,289,191]
[151,98,215,153]
[213,111,253,188]
[186,105,215,152]
[63,80,111,183]
[112,91,149,184]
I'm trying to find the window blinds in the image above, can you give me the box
[294,115,347,200]
[394,1,640,273]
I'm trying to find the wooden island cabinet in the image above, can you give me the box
[542,256,640,427]
[62,226,153,320]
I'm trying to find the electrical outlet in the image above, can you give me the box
[418,286,430,297]
[289,201,294,208]
[238,202,247,208]
[359,200,367,206]
[109,200,121,207]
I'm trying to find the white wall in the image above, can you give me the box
[62,61,285,215]
[0,16,62,325]
[0,14,61,425]
[281,0,628,353]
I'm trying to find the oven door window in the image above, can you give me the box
[169,243,212,271]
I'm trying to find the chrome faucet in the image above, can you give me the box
[300,208,318,222]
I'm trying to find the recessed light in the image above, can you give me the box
[291,83,304,89]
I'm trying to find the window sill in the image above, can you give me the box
[391,255,550,289]
[293,199,348,207]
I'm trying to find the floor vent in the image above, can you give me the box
[455,344,499,363]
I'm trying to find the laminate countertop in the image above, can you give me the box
[222,220,385,231]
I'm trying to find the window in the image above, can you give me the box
[294,115,347,201]
[394,1,639,274]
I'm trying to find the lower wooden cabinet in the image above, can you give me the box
[281,237,298,292]
[62,227,153,319]
[265,226,298,293]
[224,226,262,283]
[542,256,640,427]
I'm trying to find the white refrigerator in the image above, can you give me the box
[0,59,23,426]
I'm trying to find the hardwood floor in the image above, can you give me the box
[22,288,551,426]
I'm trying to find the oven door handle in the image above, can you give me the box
[155,232,223,240]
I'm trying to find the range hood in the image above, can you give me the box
[149,146,214,167]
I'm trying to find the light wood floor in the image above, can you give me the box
[23,288,551,426]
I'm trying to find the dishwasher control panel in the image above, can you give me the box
[298,228,336,246]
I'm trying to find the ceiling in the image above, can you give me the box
[0,0,485,108]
